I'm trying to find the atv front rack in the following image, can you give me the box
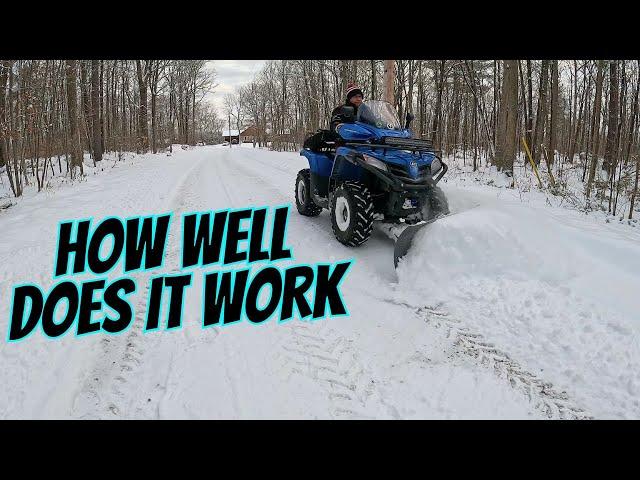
[380,136,434,151]
[344,142,440,155]
[344,136,435,152]
[345,148,448,185]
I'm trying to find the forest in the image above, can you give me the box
[1,59,639,218]
[0,60,218,195]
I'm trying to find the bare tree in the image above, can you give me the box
[532,60,549,165]
[603,60,619,176]
[494,60,518,174]
[65,60,82,177]
[548,60,560,166]
[0,61,9,172]
[586,60,605,198]
[135,60,149,153]
[91,60,103,163]
[384,60,395,105]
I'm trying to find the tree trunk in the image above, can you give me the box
[525,60,533,153]
[151,88,157,153]
[494,60,518,174]
[432,60,446,148]
[532,60,549,165]
[569,65,587,164]
[548,60,560,166]
[624,60,640,168]
[383,60,395,105]
[630,155,639,219]
[65,60,83,177]
[100,60,105,154]
[370,60,377,100]
[603,60,619,176]
[586,60,605,198]
[0,61,9,170]
[135,60,149,153]
[91,60,103,163]
[80,61,92,155]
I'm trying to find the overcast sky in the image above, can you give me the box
[206,60,266,115]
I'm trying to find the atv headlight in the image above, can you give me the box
[361,154,388,172]
[430,157,442,176]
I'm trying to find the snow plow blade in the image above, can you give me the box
[378,220,436,268]
[383,205,480,269]
[379,218,439,269]
[393,221,431,268]
[392,205,482,268]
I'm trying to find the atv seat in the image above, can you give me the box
[303,129,338,153]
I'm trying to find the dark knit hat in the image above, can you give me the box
[346,82,363,101]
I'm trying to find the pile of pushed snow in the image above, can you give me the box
[400,198,581,285]
[397,186,640,419]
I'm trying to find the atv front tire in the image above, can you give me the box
[330,181,374,247]
[295,169,322,217]
[424,185,450,221]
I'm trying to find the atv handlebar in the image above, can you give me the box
[433,160,448,184]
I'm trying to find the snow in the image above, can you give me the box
[1,144,639,419]
[398,185,640,418]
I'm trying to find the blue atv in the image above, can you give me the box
[296,100,449,266]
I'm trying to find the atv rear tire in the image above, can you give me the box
[330,181,374,247]
[424,185,450,221]
[295,169,322,217]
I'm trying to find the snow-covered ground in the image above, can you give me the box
[1,144,639,419]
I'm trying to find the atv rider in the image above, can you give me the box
[330,82,364,132]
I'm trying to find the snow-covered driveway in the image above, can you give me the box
[1,145,639,419]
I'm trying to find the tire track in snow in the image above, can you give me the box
[231,147,295,177]
[387,294,593,419]
[120,153,226,419]
[420,305,592,419]
[273,321,400,419]
[70,154,210,419]
[105,148,275,419]
[215,150,399,419]
[153,149,242,418]
[118,148,246,419]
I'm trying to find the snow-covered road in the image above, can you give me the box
[1,145,639,419]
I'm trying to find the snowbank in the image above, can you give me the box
[398,184,640,418]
